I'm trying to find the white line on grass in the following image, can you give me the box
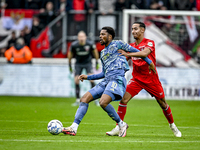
[1,129,199,137]
[0,139,200,143]
[0,120,200,130]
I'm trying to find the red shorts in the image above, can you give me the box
[126,79,165,100]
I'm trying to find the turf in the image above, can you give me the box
[0,96,200,150]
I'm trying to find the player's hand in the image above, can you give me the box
[96,60,100,70]
[78,74,88,82]
[69,63,73,73]
[118,49,129,57]
[149,62,156,74]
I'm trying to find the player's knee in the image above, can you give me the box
[99,100,108,108]
[80,92,93,103]
[156,98,167,109]
[120,98,129,104]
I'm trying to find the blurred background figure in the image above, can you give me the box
[115,0,127,11]
[57,0,73,13]
[84,0,98,14]
[30,15,44,38]
[4,38,32,64]
[38,1,57,27]
[68,31,100,106]
[7,31,17,49]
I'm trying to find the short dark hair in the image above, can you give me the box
[101,26,115,39]
[133,22,146,30]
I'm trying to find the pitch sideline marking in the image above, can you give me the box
[0,120,200,130]
[0,139,200,143]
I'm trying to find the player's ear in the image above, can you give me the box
[108,34,112,40]
[141,27,145,33]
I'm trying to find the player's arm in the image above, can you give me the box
[78,65,105,82]
[118,41,152,65]
[118,47,151,58]
[68,46,74,73]
[92,48,100,70]
[119,48,156,73]
[79,71,104,82]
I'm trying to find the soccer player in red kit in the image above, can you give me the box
[106,22,182,137]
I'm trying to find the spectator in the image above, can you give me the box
[98,0,116,15]
[149,0,171,10]
[71,0,87,34]
[126,0,147,9]
[19,26,32,46]
[38,1,57,27]
[115,0,127,11]
[197,0,200,11]
[57,0,73,13]
[23,26,32,46]
[25,0,43,10]
[174,0,196,10]
[7,31,17,49]
[84,0,98,14]
[39,0,57,13]
[4,0,25,9]
[4,38,32,64]
[30,15,45,38]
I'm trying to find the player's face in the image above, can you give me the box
[131,24,144,39]
[99,30,109,45]
[78,32,87,45]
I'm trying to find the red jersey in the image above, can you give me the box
[130,38,160,84]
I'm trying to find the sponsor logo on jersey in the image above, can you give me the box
[147,42,153,47]
[84,45,90,51]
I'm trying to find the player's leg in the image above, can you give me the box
[143,82,182,137]
[106,80,142,136]
[63,81,105,136]
[72,64,83,106]
[99,94,128,137]
[86,63,100,106]
[103,78,129,137]
[63,92,94,135]
[156,97,182,137]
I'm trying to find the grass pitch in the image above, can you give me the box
[0,96,200,150]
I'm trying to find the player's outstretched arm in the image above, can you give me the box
[78,74,88,82]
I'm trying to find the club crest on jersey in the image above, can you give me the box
[147,42,153,47]
[84,45,90,51]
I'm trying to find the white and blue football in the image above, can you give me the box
[47,119,63,135]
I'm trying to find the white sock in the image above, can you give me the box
[76,98,80,103]
[70,122,79,131]
[118,120,125,128]
[170,122,175,127]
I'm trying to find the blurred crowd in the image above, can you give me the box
[0,0,200,61]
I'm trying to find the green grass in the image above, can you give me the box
[0,96,200,150]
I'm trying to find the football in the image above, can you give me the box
[47,119,63,135]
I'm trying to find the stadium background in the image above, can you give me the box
[0,1,200,150]
[0,0,200,100]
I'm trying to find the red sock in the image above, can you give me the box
[162,105,174,124]
[116,103,127,125]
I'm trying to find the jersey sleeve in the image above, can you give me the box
[69,42,76,54]
[144,40,155,52]
[117,40,152,65]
